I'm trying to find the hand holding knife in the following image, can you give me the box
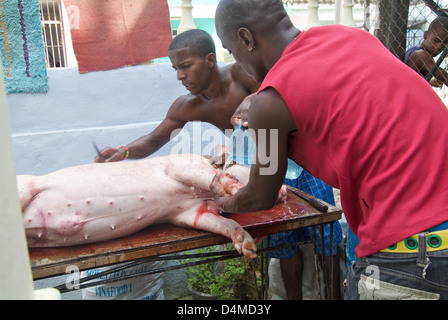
[92,142,106,162]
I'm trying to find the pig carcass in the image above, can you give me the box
[17,154,262,258]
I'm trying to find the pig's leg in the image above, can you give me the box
[171,200,257,258]
[165,154,245,194]
[164,154,217,191]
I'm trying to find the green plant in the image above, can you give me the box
[184,246,223,296]
[183,244,263,300]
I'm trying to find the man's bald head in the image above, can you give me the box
[215,0,288,42]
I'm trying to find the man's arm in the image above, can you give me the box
[230,93,255,128]
[95,98,188,162]
[211,88,297,213]
[229,63,260,127]
[429,62,448,86]
[125,117,187,158]
[408,50,448,86]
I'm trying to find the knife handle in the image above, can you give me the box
[287,186,329,212]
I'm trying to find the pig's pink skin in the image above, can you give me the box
[17,154,257,258]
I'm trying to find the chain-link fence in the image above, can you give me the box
[284,0,448,103]
[369,0,448,102]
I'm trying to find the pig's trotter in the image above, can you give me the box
[172,202,256,258]
[231,227,257,259]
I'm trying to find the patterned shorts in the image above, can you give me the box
[268,170,342,258]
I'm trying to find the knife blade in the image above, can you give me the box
[92,141,106,162]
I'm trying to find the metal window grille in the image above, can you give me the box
[40,0,67,68]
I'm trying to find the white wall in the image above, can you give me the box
[8,64,224,175]
[8,63,227,300]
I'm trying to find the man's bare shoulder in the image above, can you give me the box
[228,63,260,92]
[228,63,245,81]
[408,48,433,63]
[166,94,205,121]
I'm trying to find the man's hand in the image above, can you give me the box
[231,93,256,128]
[210,172,288,213]
[211,172,243,197]
[210,172,246,213]
[94,147,126,163]
[430,78,444,88]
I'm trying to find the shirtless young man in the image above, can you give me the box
[405,17,448,87]
[95,29,259,162]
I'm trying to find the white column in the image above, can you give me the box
[334,0,342,25]
[177,0,196,34]
[0,57,60,300]
[341,0,356,27]
[305,0,320,29]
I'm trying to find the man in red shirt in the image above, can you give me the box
[212,0,448,299]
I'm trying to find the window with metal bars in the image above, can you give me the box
[39,0,67,68]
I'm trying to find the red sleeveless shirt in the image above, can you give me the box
[259,25,448,257]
